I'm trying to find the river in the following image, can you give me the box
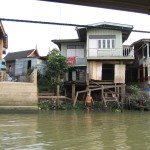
[0,110,150,150]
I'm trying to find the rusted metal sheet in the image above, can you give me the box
[89,61,102,80]
[114,64,125,83]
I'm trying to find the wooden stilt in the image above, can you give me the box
[138,68,140,82]
[143,66,145,81]
[72,84,76,102]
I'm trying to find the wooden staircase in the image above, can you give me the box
[102,91,121,108]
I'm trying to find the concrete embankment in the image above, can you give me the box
[0,69,38,112]
[0,82,38,112]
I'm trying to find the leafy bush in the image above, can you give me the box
[128,84,141,100]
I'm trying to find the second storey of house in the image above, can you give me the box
[52,22,134,67]
[52,39,87,66]
[76,22,134,61]
[87,29,124,58]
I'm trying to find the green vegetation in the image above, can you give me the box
[37,48,69,94]
[38,100,85,110]
[128,84,141,100]
[44,48,68,95]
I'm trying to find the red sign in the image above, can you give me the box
[66,57,76,65]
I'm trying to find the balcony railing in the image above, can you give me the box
[66,57,86,66]
[88,47,134,58]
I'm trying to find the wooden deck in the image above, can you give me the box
[73,84,124,108]
[38,92,72,101]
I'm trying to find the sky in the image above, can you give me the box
[0,0,150,56]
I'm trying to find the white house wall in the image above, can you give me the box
[87,29,122,57]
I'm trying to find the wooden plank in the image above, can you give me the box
[38,93,54,96]
[89,61,102,80]
[38,96,66,99]
[73,84,123,106]
[73,92,79,106]
[114,64,125,83]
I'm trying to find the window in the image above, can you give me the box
[107,40,110,49]
[98,40,101,48]
[103,40,106,49]
[67,45,84,58]
[9,65,12,72]
[98,39,115,49]
[112,39,115,49]
[27,60,31,69]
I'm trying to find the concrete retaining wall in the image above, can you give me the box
[0,69,38,112]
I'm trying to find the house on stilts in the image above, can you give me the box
[128,39,150,87]
[52,22,134,106]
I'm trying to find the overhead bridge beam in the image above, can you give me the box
[39,0,150,15]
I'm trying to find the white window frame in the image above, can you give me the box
[98,39,115,49]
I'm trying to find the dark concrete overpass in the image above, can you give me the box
[39,0,150,15]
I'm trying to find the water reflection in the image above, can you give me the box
[0,114,41,150]
[0,111,150,149]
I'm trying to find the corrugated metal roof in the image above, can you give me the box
[76,22,133,42]
[4,49,39,61]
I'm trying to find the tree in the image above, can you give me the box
[45,48,68,95]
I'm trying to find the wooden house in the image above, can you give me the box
[4,49,46,79]
[0,21,8,81]
[52,22,134,100]
[129,39,150,85]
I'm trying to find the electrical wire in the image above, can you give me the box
[0,18,150,34]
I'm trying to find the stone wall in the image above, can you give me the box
[0,70,6,81]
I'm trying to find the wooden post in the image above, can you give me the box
[147,43,150,83]
[121,84,125,110]
[57,75,60,96]
[72,83,76,102]
[56,85,60,106]
[148,64,150,84]
[117,86,120,100]
[143,66,145,82]
[115,83,117,93]
[73,91,78,106]
[56,85,60,96]
[147,43,149,58]
[138,68,140,82]
[86,73,89,90]
[101,85,104,102]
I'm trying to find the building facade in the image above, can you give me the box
[0,21,8,81]
[52,22,134,85]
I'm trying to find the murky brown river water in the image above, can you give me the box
[0,110,150,150]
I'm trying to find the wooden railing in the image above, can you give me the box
[73,84,125,107]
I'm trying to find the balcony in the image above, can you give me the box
[87,47,134,60]
[66,57,87,66]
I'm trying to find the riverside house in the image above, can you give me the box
[52,22,134,100]
[4,49,46,81]
[129,39,150,85]
[0,21,8,81]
